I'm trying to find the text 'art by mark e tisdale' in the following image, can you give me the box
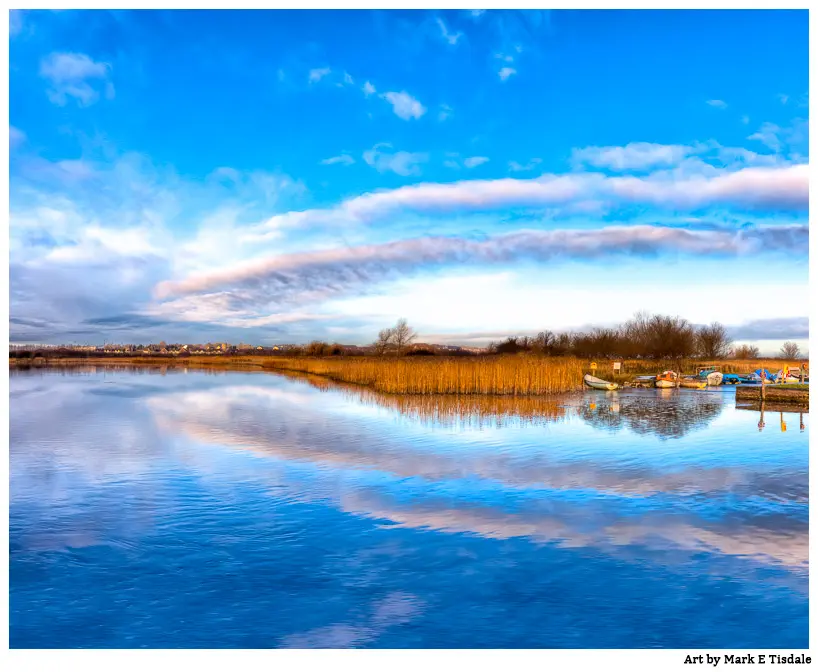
[685,653,811,666]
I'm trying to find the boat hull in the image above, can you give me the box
[655,379,676,388]
[584,374,619,391]
[680,380,708,389]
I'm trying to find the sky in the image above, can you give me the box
[8,9,810,354]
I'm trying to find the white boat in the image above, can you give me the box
[655,371,677,388]
[584,374,619,391]
[705,371,723,386]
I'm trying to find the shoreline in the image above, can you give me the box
[10,355,809,405]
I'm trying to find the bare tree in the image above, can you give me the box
[780,341,800,359]
[373,328,394,356]
[391,318,417,354]
[696,322,732,359]
[733,344,760,359]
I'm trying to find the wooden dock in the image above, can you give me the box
[735,384,809,407]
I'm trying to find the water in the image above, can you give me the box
[9,367,808,648]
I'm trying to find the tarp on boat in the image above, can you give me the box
[754,369,775,380]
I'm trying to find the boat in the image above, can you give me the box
[777,374,802,384]
[680,378,708,389]
[721,373,743,385]
[695,366,723,386]
[584,374,619,391]
[752,368,777,384]
[705,371,723,386]
[655,371,677,388]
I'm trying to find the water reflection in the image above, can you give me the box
[138,380,808,572]
[576,390,724,439]
[280,372,727,439]
[10,369,809,648]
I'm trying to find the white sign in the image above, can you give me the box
[613,362,621,371]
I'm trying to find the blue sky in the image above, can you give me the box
[8,9,809,353]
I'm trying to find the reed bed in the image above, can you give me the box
[262,355,585,395]
[277,370,568,426]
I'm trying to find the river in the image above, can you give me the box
[9,367,808,648]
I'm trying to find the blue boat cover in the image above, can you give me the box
[753,368,775,379]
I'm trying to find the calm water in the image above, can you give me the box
[10,367,808,648]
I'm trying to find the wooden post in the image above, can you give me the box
[761,369,767,401]
[758,402,765,432]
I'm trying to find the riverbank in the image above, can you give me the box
[9,355,585,394]
[11,353,807,396]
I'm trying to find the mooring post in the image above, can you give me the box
[758,402,765,432]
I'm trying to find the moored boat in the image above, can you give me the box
[695,366,723,386]
[705,371,723,386]
[655,371,678,388]
[680,378,708,389]
[584,374,619,391]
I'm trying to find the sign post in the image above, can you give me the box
[590,362,597,376]
[613,361,621,374]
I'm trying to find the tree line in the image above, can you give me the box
[486,312,802,360]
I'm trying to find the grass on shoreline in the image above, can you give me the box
[261,356,585,395]
[10,353,806,396]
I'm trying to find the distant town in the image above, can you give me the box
[8,341,489,356]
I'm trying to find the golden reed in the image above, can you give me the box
[262,355,585,395]
[277,370,569,426]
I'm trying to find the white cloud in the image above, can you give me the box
[45,225,165,264]
[498,67,517,81]
[706,99,728,109]
[572,142,707,172]
[464,156,490,169]
[469,10,486,19]
[10,125,26,150]
[747,118,808,156]
[741,115,750,125]
[436,17,462,45]
[343,71,354,86]
[321,154,355,166]
[381,91,426,120]
[363,81,377,97]
[243,163,809,243]
[362,143,428,176]
[155,223,807,303]
[509,158,542,172]
[308,67,331,83]
[438,104,453,122]
[39,52,112,107]
[777,93,790,105]
[748,122,783,152]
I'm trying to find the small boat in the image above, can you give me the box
[721,374,743,385]
[778,375,802,384]
[655,371,677,388]
[584,374,619,391]
[705,371,723,386]
[695,366,723,386]
[680,378,708,389]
